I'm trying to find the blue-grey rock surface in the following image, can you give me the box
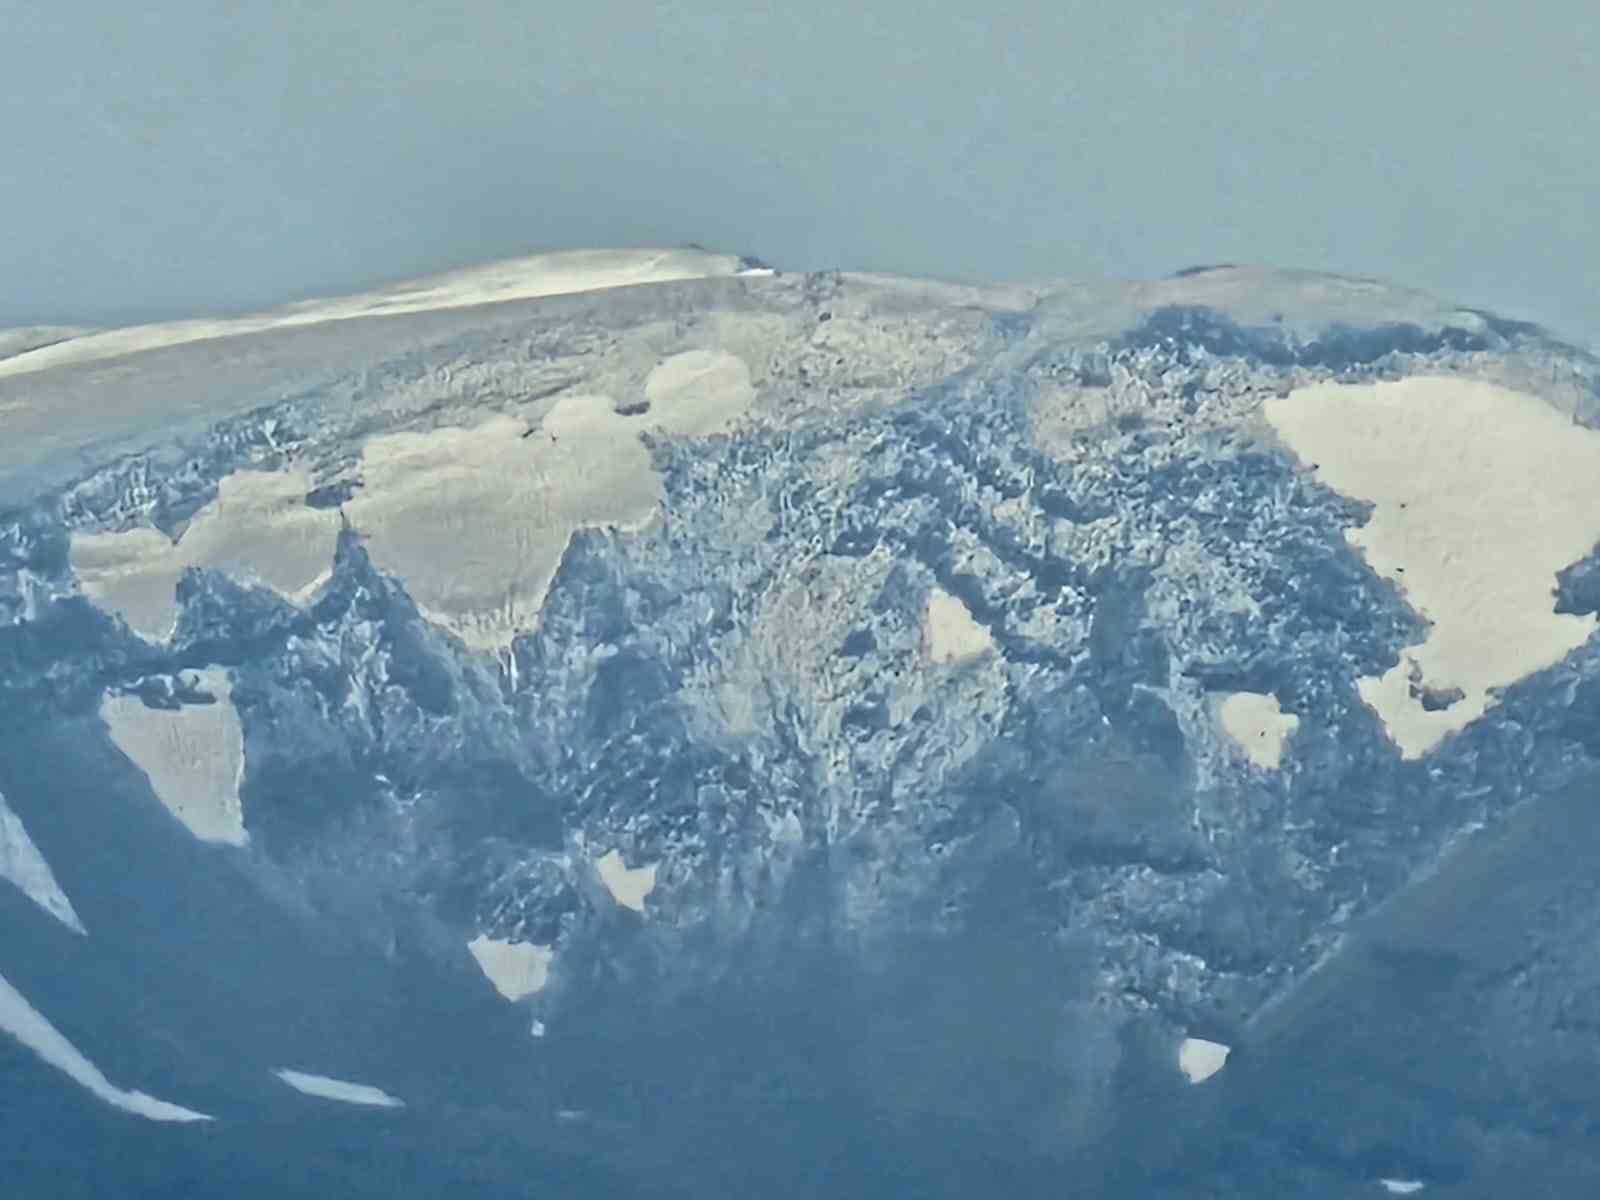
[3,251,1600,1196]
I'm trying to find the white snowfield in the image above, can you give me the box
[273,1069,404,1108]
[345,351,755,649]
[1177,1037,1231,1084]
[923,587,994,665]
[70,468,340,643]
[0,970,212,1122]
[595,849,659,913]
[0,248,760,381]
[101,668,249,846]
[0,789,85,934]
[1217,691,1300,770]
[1265,376,1600,758]
[467,935,553,1002]
[345,404,655,651]
[55,281,763,670]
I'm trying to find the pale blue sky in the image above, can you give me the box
[5,2,1596,345]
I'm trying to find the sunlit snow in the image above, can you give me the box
[101,668,248,846]
[0,789,85,933]
[1217,691,1300,770]
[1265,377,1600,758]
[0,248,759,379]
[595,849,659,913]
[274,1069,404,1108]
[1177,1037,1231,1084]
[467,935,553,1002]
[0,970,211,1122]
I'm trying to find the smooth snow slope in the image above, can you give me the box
[0,248,760,380]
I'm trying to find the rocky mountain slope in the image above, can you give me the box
[4,249,1600,1195]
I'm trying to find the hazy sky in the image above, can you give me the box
[6,2,1597,345]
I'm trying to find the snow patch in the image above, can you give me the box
[70,468,339,642]
[1217,691,1299,770]
[101,668,248,846]
[0,248,756,379]
[467,935,553,1002]
[1265,377,1600,758]
[69,527,187,643]
[595,849,658,913]
[1177,1037,1230,1084]
[641,349,756,436]
[274,1069,404,1108]
[0,970,212,1122]
[923,587,994,665]
[1378,1182,1426,1196]
[346,405,655,649]
[0,789,85,933]
[346,354,755,651]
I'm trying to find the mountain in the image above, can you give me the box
[3,248,1600,1197]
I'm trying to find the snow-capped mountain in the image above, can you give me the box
[4,248,1600,1196]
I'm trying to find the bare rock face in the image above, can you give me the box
[4,251,1600,1195]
